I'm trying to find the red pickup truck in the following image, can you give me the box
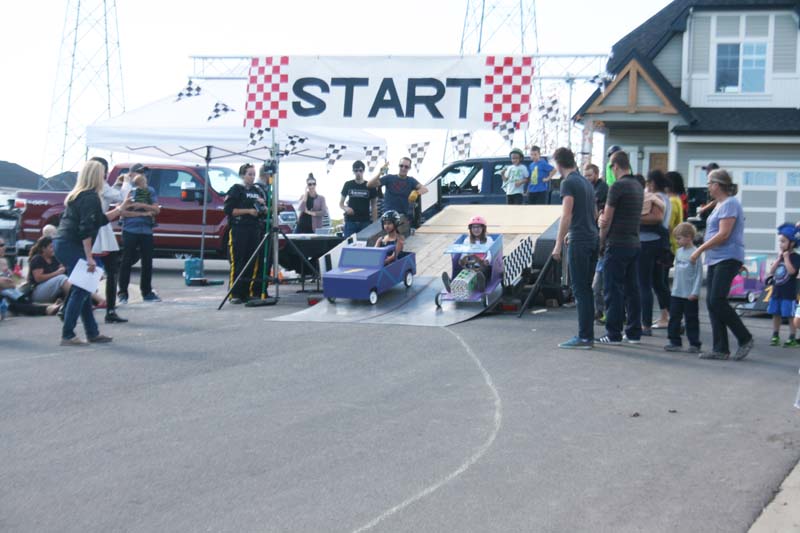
[14,163,296,258]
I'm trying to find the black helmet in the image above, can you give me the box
[381,210,400,226]
[606,145,622,158]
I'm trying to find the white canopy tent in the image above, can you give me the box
[86,78,387,297]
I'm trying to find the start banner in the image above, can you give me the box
[244,55,534,130]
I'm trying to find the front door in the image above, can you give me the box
[649,152,668,173]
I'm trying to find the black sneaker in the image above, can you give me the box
[441,272,452,293]
[117,293,128,305]
[142,292,161,302]
[105,311,128,324]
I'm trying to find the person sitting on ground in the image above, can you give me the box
[0,255,18,295]
[442,215,493,293]
[374,210,404,265]
[27,236,71,310]
[767,223,800,347]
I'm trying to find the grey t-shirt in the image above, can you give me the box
[560,170,598,244]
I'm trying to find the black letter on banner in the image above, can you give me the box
[446,78,481,118]
[368,78,404,118]
[292,78,329,117]
[406,78,445,118]
[332,78,368,117]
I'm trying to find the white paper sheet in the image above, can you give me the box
[68,259,104,293]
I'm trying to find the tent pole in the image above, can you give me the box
[199,146,211,274]
[272,130,280,300]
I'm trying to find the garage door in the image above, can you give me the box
[689,161,800,254]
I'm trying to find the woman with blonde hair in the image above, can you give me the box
[54,160,129,346]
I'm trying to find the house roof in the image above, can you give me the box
[672,108,800,135]
[607,0,800,74]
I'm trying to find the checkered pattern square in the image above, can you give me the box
[207,101,234,121]
[449,132,472,159]
[538,95,560,123]
[503,236,534,287]
[407,141,430,172]
[325,144,347,173]
[483,56,534,127]
[363,145,386,172]
[176,80,202,102]
[244,56,290,129]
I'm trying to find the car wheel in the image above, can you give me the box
[327,297,336,304]
[435,293,442,309]
[404,270,414,288]
[482,294,489,307]
[369,289,379,305]
[746,291,756,303]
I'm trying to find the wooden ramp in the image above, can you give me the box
[272,204,561,327]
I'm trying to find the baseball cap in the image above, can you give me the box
[130,163,150,174]
[702,162,719,171]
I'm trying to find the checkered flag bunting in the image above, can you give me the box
[407,141,430,172]
[587,73,611,89]
[176,80,202,102]
[493,120,516,146]
[363,145,386,172]
[207,102,234,121]
[482,56,534,127]
[449,132,473,159]
[282,135,307,155]
[248,127,270,147]
[325,144,347,173]
[538,95,560,123]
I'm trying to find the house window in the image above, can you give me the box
[741,171,777,187]
[715,42,767,93]
[788,172,800,187]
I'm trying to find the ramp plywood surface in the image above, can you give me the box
[415,205,561,235]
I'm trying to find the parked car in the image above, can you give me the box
[14,163,296,258]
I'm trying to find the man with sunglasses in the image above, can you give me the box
[367,157,428,236]
[340,160,378,238]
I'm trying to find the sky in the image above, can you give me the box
[0,0,672,206]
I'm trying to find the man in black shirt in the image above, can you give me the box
[597,150,644,344]
[552,148,598,349]
[340,160,378,237]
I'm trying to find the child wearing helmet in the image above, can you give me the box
[441,215,493,293]
[375,210,404,265]
[502,148,530,205]
[768,223,800,347]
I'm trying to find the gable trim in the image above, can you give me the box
[587,58,679,116]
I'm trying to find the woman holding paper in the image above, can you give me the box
[54,160,129,346]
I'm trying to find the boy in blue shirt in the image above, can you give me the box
[527,145,555,205]
[768,223,800,347]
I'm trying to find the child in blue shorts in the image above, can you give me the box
[768,223,800,347]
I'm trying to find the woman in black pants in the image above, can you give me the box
[90,156,130,323]
[691,169,754,360]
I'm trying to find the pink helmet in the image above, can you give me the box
[468,215,487,227]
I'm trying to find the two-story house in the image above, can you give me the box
[574,0,800,254]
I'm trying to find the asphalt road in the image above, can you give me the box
[2,260,799,532]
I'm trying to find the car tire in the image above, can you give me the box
[482,294,489,308]
[435,293,442,309]
[368,289,378,305]
[403,270,413,288]
[327,297,336,304]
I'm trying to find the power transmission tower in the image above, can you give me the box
[42,0,125,179]
[457,0,607,156]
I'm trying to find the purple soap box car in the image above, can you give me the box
[436,233,503,308]
[323,244,416,305]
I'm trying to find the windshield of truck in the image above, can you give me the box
[199,167,241,195]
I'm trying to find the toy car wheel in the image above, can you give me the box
[435,293,442,308]
[403,270,414,288]
[327,297,336,304]
[368,289,379,305]
[746,291,756,303]
[482,294,489,307]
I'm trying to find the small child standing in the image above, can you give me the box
[768,223,800,347]
[665,222,703,353]
[501,148,529,205]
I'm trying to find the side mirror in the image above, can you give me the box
[180,183,203,204]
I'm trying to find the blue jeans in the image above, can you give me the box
[343,220,371,238]
[568,241,598,340]
[603,245,642,341]
[707,259,752,354]
[54,238,99,341]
